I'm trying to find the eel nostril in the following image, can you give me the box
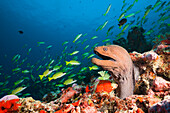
[103,47,108,51]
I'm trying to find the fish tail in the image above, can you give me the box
[48,77,53,81]
[65,61,69,65]
[39,75,44,80]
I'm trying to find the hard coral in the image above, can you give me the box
[55,104,75,113]
[40,110,47,113]
[18,97,59,113]
[152,76,170,92]
[59,87,78,103]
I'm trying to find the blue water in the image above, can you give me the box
[0,0,169,99]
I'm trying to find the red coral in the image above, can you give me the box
[40,110,47,113]
[85,85,90,93]
[137,108,144,113]
[95,80,113,93]
[0,99,21,113]
[72,100,81,107]
[55,109,67,113]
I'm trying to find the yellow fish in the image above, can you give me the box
[89,65,99,70]
[69,51,79,55]
[143,7,152,19]
[53,65,62,71]
[48,72,66,81]
[103,4,112,16]
[65,60,81,65]
[64,79,77,85]
[11,86,27,95]
[100,21,108,30]
[122,23,130,32]
[22,70,30,74]
[118,12,126,21]
[39,69,53,80]
[73,34,82,43]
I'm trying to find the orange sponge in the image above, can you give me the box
[95,80,113,93]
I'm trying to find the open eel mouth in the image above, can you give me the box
[93,50,119,80]
[94,50,116,62]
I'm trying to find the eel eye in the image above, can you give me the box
[103,47,108,51]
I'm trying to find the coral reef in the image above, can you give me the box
[129,39,169,98]
[0,42,169,113]
[130,43,169,79]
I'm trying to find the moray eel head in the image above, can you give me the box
[92,45,132,82]
[92,45,138,99]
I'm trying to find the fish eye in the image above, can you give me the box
[103,47,108,51]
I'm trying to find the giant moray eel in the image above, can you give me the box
[91,45,139,99]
